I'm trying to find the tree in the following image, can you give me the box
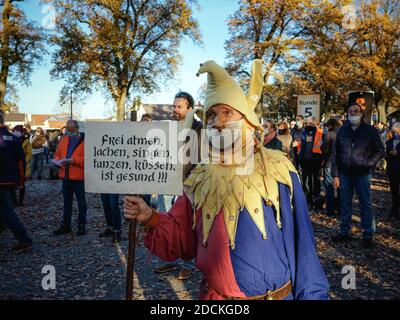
[0,0,45,116]
[48,0,201,121]
[298,0,400,120]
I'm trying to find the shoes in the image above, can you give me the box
[99,228,114,238]
[362,238,373,249]
[111,231,121,243]
[77,225,87,236]
[53,224,72,236]
[154,263,180,274]
[38,176,42,180]
[177,268,195,281]
[12,241,32,254]
[331,233,353,242]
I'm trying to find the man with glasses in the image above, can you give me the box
[331,103,384,249]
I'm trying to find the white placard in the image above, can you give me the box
[297,94,320,120]
[84,121,183,196]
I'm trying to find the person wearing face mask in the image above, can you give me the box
[331,104,385,249]
[123,60,329,300]
[11,126,32,207]
[385,122,400,220]
[291,115,305,170]
[30,127,48,180]
[263,120,282,151]
[298,117,324,207]
[53,120,87,236]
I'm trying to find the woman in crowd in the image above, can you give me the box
[277,121,294,162]
[263,119,282,151]
[30,127,48,180]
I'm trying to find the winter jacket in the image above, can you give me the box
[22,137,32,177]
[0,126,26,188]
[331,122,385,177]
[385,138,400,177]
[54,135,85,181]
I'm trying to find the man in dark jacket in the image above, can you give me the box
[0,114,32,253]
[299,117,324,206]
[331,104,385,249]
[385,122,400,220]
[291,115,305,170]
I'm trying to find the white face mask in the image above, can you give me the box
[264,128,269,135]
[206,119,243,149]
[296,121,303,128]
[348,115,362,126]
[13,131,22,138]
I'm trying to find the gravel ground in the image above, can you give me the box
[0,165,399,300]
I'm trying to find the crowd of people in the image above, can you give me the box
[1,90,399,284]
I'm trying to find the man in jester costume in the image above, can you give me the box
[124,60,329,300]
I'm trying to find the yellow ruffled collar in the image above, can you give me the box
[183,148,298,250]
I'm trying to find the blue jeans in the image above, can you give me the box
[0,188,32,244]
[339,174,375,239]
[100,194,121,231]
[323,166,337,214]
[62,180,87,227]
[31,153,45,178]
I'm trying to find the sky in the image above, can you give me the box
[15,0,239,119]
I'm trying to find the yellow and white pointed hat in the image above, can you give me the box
[196,59,265,131]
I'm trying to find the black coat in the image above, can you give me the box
[331,122,385,177]
[385,138,400,177]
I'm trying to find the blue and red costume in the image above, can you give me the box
[144,172,329,300]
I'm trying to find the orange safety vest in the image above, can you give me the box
[312,127,323,154]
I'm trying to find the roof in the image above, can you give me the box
[4,113,27,122]
[46,120,68,129]
[31,114,69,126]
[141,104,173,121]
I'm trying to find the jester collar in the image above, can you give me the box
[183,147,298,250]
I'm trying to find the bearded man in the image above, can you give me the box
[124,60,329,300]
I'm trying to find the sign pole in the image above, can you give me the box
[125,109,138,301]
[125,220,137,300]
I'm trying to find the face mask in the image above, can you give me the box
[13,131,22,138]
[296,121,303,128]
[264,128,269,135]
[207,119,243,149]
[278,129,286,135]
[348,115,362,126]
[66,131,78,138]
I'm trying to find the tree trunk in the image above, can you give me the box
[0,0,11,114]
[116,87,128,121]
[376,98,387,124]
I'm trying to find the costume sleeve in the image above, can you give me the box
[290,172,330,300]
[143,194,197,262]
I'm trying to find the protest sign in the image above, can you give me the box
[297,94,321,120]
[85,121,183,196]
[347,91,374,124]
